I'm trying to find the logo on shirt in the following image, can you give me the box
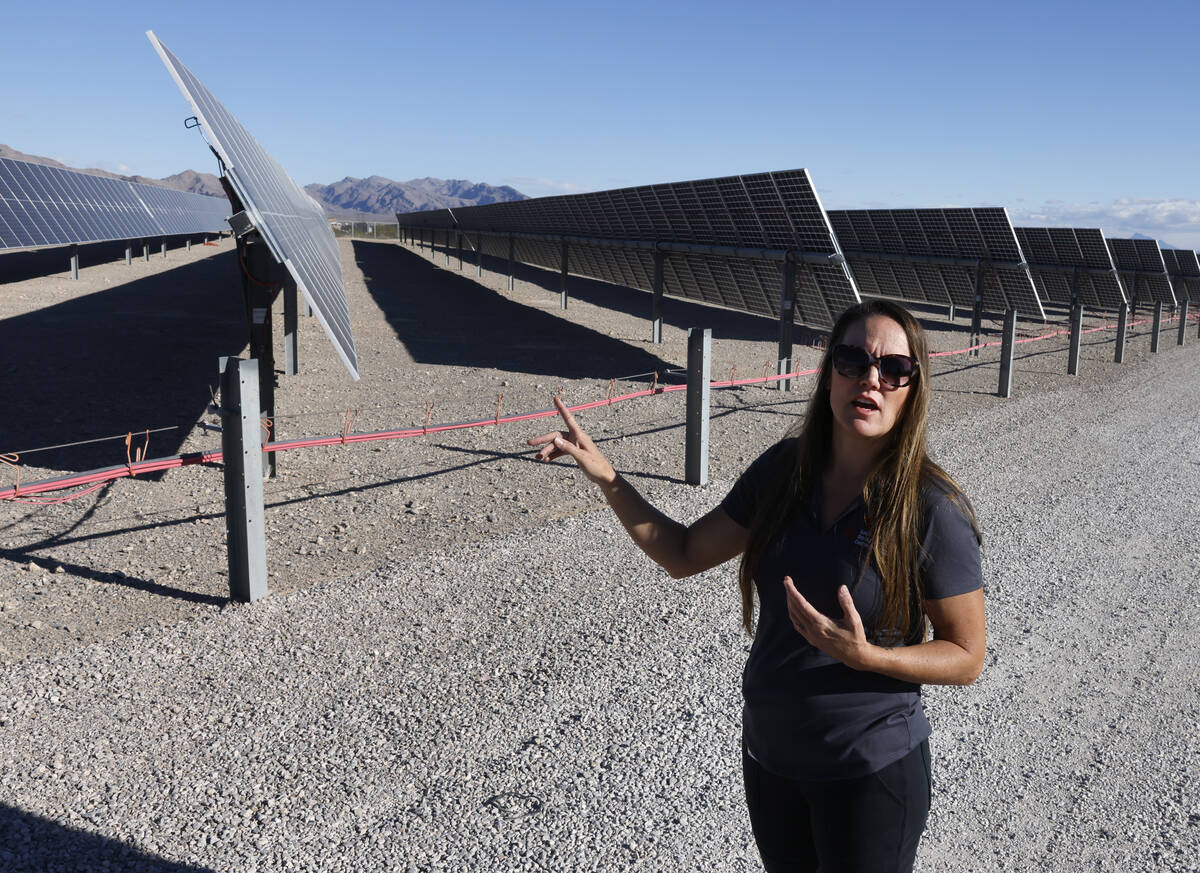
[854,529,871,548]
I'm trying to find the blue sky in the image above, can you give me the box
[4,0,1198,246]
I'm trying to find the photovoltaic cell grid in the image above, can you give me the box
[398,170,860,328]
[1105,238,1176,307]
[1012,227,1127,311]
[827,208,1045,319]
[0,156,228,251]
[1160,249,1200,303]
[148,31,359,380]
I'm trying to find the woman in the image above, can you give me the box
[528,300,985,873]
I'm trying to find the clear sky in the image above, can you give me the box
[4,0,1198,247]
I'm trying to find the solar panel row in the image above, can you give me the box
[0,156,228,251]
[148,31,359,381]
[1105,238,1176,307]
[397,169,860,329]
[827,208,1044,318]
[1013,227,1127,311]
[1160,249,1200,302]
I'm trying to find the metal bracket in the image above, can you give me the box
[228,210,256,239]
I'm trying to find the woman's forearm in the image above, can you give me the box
[856,637,984,686]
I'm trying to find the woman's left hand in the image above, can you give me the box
[783,577,874,671]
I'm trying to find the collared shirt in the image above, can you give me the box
[721,439,983,781]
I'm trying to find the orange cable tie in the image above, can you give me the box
[261,417,274,444]
[607,378,615,405]
[424,401,433,436]
[341,409,357,446]
[651,371,660,394]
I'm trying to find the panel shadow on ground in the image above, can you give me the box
[352,241,680,381]
[0,251,246,472]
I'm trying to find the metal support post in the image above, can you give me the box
[1115,304,1128,363]
[444,229,450,266]
[476,232,483,277]
[219,355,268,603]
[1177,300,1189,346]
[651,251,665,344]
[143,240,150,262]
[1151,301,1163,353]
[947,302,956,322]
[685,328,712,486]
[125,242,132,265]
[283,278,299,376]
[777,358,791,392]
[456,231,463,269]
[243,238,278,479]
[507,234,515,291]
[186,238,192,252]
[778,263,796,391]
[1068,305,1083,375]
[69,244,79,280]
[161,239,167,258]
[998,308,1017,398]
[969,262,985,356]
[559,239,569,309]
[1069,268,1081,310]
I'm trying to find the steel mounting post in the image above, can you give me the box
[1151,301,1163,353]
[998,308,1017,397]
[219,355,268,603]
[1177,300,1189,346]
[242,236,279,479]
[778,262,796,391]
[69,244,79,280]
[1068,305,1083,375]
[507,234,515,291]
[651,250,665,344]
[685,328,712,486]
[1115,304,1128,363]
[283,277,299,376]
[559,240,569,309]
[969,261,986,356]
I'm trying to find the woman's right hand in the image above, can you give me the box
[527,396,617,487]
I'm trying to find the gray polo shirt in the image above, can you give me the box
[721,439,983,781]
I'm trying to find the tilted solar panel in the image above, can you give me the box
[0,156,228,251]
[1013,227,1126,311]
[399,169,859,328]
[148,31,359,380]
[829,207,1044,318]
[1161,248,1200,302]
[1105,237,1176,307]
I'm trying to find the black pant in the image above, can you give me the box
[742,740,931,873]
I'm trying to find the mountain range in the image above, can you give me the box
[0,144,526,219]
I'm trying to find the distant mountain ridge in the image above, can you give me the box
[304,175,526,220]
[0,144,525,220]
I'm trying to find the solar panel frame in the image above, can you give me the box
[0,156,228,251]
[1105,237,1176,307]
[1161,248,1200,302]
[148,31,359,380]
[1013,226,1127,311]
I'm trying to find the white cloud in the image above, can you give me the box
[1009,198,1200,248]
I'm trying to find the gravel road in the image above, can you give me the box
[1,237,1197,871]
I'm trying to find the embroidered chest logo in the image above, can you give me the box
[854,529,871,548]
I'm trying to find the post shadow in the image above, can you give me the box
[0,250,246,472]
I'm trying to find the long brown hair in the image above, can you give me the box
[736,300,980,641]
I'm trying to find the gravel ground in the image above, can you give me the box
[1,236,1197,871]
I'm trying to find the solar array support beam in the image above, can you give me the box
[778,263,797,392]
[456,231,463,270]
[143,240,150,262]
[1178,300,1189,346]
[1151,302,1163,353]
[243,237,278,478]
[970,262,986,357]
[70,244,79,280]
[507,235,515,291]
[1115,305,1128,363]
[998,308,1017,398]
[125,242,132,265]
[161,239,167,259]
[219,355,268,603]
[284,278,299,376]
[559,240,569,310]
[651,252,665,344]
[1068,306,1083,376]
[685,328,711,487]
[475,232,482,277]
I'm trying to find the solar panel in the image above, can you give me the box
[0,156,228,251]
[829,207,1044,318]
[1161,248,1200,302]
[1105,237,1176,307]
[1012,227,1127,311]
[397,169,859,328]
[148,31,359,380]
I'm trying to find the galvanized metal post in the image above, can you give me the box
[507,234,515,291]
[143,240,150,262]
[283,278,299,376]
[444,229,451,266]
[998,308,1017,398]
[559,240,569,310]
[777,357,791,392]
[1068,305,1083,375]
[186,238,192,252]
[1115,304,1128,363]
[947,302,956,323]
[456,231,463,269]
[244,238,278,479]
[1069,268,1081,310]
[1177,300,1189,346]
[651,251,665,344]
[161,239,167,259]
[476,232,483,278]
[69,244,79,280]
[685,328,711,486]
[969,262,985,356]
[1151,301,1163,353]
[125,241,132,265]
[220,356,268,603]
[778,262,796,391]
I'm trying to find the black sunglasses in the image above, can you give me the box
[831,344,919,388]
